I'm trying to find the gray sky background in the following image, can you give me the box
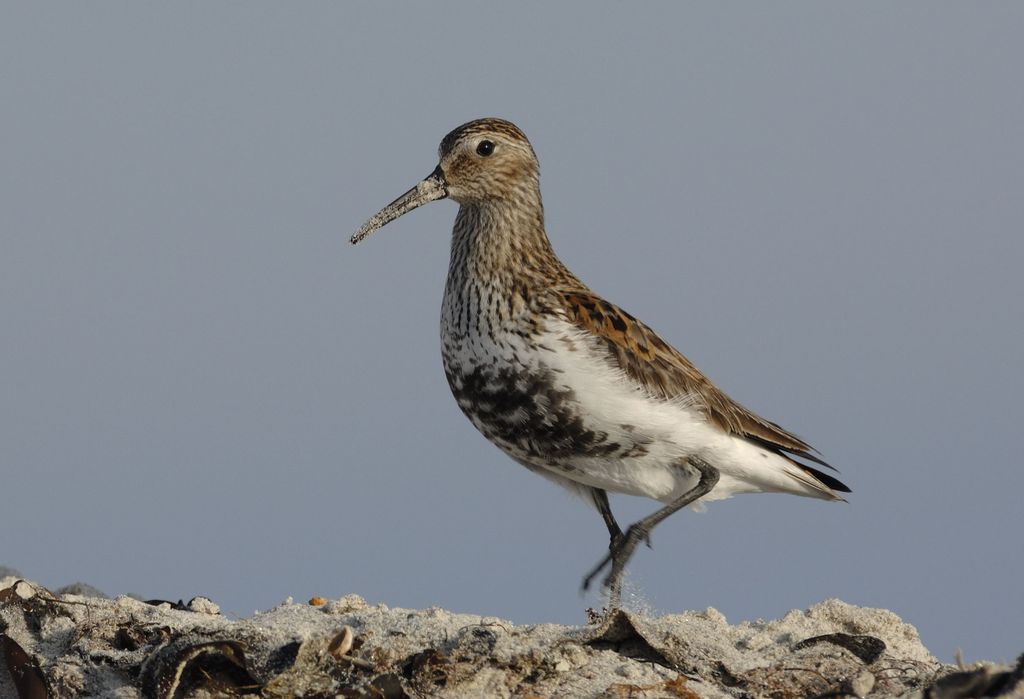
[2,3,1022,662]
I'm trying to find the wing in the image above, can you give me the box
[556,289,850,492]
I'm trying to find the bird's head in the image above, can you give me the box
[351,118,539,244]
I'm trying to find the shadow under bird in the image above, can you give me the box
[351,117,850,609]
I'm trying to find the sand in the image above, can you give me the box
[1,571,1020,698]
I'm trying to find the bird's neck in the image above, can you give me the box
[448,187,568,291]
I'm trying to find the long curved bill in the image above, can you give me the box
[350,165,448,245]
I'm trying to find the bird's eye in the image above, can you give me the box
[476,140,494,157]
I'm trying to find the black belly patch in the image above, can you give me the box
[444,364,624,461]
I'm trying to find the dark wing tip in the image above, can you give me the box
[747,433,842,474]
[799,463,852,494]
[792,447,840,473]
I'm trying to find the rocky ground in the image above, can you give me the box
[1,571,1020,698]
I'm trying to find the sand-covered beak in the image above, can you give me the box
[350,165,448,245]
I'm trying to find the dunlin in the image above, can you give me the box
[352,118,850,608]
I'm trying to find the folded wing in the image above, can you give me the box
[557,289,851,495]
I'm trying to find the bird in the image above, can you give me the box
[351,117,850,609]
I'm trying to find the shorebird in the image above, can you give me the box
[351,118,850,608]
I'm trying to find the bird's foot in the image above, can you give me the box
[581,522,651,608]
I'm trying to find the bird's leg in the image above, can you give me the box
[582,456,720,609]
[590,487,623,546]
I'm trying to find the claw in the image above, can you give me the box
[581,523,650,611]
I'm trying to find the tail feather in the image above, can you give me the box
[799,463,851,494]
[782,454,851,501]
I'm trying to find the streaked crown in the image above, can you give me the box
[437,118,540,205]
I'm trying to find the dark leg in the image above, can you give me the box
[582,456,720,610]
[590,487,623,545]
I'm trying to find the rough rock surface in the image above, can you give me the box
[1,574,1020,698]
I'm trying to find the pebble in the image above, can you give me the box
[851,670,875,697]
